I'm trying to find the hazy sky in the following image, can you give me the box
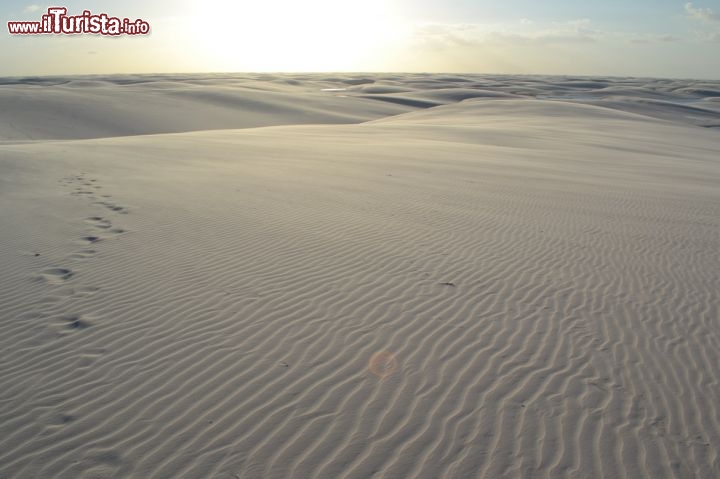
[2,0,720,78]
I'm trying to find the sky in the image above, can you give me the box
[1,0,720,78]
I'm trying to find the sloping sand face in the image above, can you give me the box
[0,75,719,478]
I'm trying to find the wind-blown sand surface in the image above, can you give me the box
[1,74,719,478]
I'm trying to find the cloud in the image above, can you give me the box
[412,24,481,49]
[695,30,720,41]
[685,3,720,43]
[23,5,40,13]
[411,19,599,50]
[685,2,720,23]
[629,33,681,43]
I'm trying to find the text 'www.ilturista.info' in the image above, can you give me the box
[8,7,150,35]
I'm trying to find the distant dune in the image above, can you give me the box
[1,73,719,142]
[0,74,719,479]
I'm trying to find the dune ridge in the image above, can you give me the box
[0,75,719,478]
[1,73,719,142]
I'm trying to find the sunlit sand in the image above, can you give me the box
[1,73,719,478]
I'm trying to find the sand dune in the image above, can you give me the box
[0,74,719,478]
[2,73,720,142]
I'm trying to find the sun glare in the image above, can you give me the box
[188,0,405,71]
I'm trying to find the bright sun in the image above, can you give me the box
[187,0,405,71]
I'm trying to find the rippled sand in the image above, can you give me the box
[1,74,719,478]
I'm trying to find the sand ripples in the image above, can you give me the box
[0,91,719,478]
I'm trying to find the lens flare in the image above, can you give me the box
[368,350,398,379]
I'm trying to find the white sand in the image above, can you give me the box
[0,74,719,478]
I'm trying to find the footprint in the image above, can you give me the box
[79,236,101,244]
[68,249,97,260]
[35,407,76,430]
[55,314,93,330]
[74,285,100,296]
[38,268,74,284]
[85,217,112,229]
[95,201,128,214]
[107,205,128,214]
